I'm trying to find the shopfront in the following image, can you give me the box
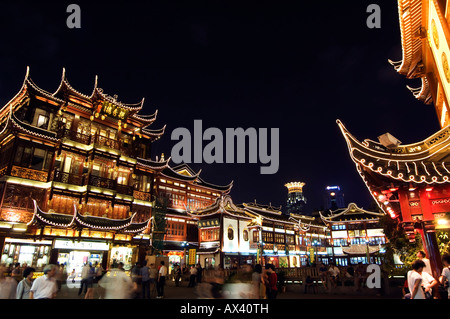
[1,238,52,269]
[54,239,110,280]
[109,245,137,270]
[167,251,184,273]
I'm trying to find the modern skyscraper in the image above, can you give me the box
[324,186,345,210]
[284,182,307,215]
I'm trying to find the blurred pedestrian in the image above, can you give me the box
[355,262,366,291]
[99,262,134,299]
[196,263,203,284]
[30,264,58,299]
[328,263,340,290]
[149,263,157,297]
[439,254,450,299]
[78,262,91,296]
[131,262,142,298]
[188,265,197,287]
[141,260,151,299]
[319,263,328,289]
[11,263,22,282]
[252,264,263,299]
[157,261,167,298]
[16,267,35,299]
[211,266,225,298]
[84,263,96,299]
[55,264,66,292]
[265,264,278,299]
[174,264,182,287]
[0,265,17,299]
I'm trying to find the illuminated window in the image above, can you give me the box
[37,114,49,129]
[243,230,249,241]
[253,231,259,242]
[227,227,234,240]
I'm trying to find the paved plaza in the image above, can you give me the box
[55,277,400,300]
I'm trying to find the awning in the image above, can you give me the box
[342,244,380,255]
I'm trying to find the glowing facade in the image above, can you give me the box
[338,0,450,282]
[285,182,307,215]
[0,68,231,271]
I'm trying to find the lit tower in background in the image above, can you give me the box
[324,185,345,210]
[284,182,307,216]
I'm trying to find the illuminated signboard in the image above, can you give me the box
[94,101,129,121]
[54,239,110,251]
[188,249,196,265]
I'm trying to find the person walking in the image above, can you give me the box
[407,259,427,299]
[78,262,91,296]
[439,254,450,299]
[11,263,22,282]
[157,261,167,298]
[149,263,158,298]
[188,265,197,287]
[98,262,134,299]
[265,264,278,299]
[252,264,263,299]
[141,260,151,299]
[174,264,182,287]
[0,265,17,299]
[196,263,203,284]
[30,264,58,299]
[16,267,35,299]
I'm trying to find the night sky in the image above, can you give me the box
[0,1,441,213]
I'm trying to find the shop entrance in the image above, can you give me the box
[58,250,104,286]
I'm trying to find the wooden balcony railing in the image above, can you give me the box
[94,135,119,150]
[59,128,137,157]
[116,183,133,196]
[88,175,116,190]
[133,190,152,201]
[53,170,84,186]
[11,166,48,182]
[60,128,91,145]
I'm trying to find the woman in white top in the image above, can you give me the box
[407,259,437,299]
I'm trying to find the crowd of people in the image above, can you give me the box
[0,263,62,299]
[0,259,168,299]
[1,251,449,299]
[401,251,450,299]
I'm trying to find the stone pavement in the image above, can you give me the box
[55,278,400,299]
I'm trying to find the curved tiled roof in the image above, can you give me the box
[29,200,149,233]
[337,120,450,184]
[391,0,424,78]
[319,203,383,223]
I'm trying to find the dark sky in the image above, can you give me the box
[0,1,441,213]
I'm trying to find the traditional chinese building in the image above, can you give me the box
[189,195,329,269]
[153,163,233,268]
[0,68,234,274]
[0,67,170,271]
[319,203,386,266]
[337,0,450,281]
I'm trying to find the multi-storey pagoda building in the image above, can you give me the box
[319,203,386,266]
[338,0,450,282]
[188,195,328,269]
[0,68,231,272]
